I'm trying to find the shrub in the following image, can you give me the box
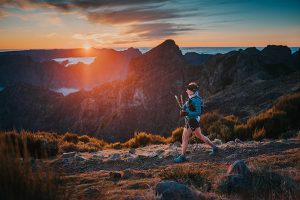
[78,135,90,143]
[0,135,68,200]
[105,142,123,149]
[169,127,184,143]
[0,130,59,158]
[59,142,79,153]
[62,132,79,144]
[247,109,288,138]
[252,127,266,141]
[273,92,300,127]
[200,112,221,133]
[123,132,166,148]
[233,124,251,141]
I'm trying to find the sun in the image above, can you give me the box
[83,44,91,50]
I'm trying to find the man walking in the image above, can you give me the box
[174,82,218,163]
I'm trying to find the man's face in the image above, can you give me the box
[186,88,194,96]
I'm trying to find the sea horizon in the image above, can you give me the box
[1,46,299,55]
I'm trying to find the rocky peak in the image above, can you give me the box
[243,47,260,55]
[261,45,292,64]
[128,39,187,79]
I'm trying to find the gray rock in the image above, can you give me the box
[109,153,121,160]
[148,152,159,158]
[227,141,235,145]
[213,139,223,145]
[218,174,252,194]
[109,172,122,181]
[218,160,252,194]
[91,154,104,159]
[227,160,251,177]
[235,138,242,143]
[61,152,76,158]
[155,181,197,200]
[75,155,87,162]
[84,187,100,198]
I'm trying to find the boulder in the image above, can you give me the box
[227,160,251,177]
[218,160,252,194]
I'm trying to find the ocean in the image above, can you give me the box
[1,47,299,55]
[116,47,300,55]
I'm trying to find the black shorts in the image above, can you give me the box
[184,118,200,131]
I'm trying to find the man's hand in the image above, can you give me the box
[180,110,188,117]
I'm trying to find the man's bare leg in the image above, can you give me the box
[194,128,216,148]
[182,127,192,155]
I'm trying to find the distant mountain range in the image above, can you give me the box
[0,40,299,142]
[0,47,141,89]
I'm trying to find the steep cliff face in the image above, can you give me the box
[0,40,299,141]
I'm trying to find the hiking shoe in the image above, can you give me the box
[174,155,187,163]
[209,146,218,156]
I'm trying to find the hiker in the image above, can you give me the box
[174,82,218,163]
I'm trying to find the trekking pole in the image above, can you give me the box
[174,95,191,128]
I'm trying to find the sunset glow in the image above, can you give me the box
[83,44,91,50]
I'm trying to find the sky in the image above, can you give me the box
[0,0,300,49]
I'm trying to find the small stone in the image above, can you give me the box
[109,172,122,181]
[213,139,223,145]
[129,148,136,154]
[227,141,235,145]
[61,152,76,158]
[148,152,158,158]
[235,138,242,143]
[109,153,121,160]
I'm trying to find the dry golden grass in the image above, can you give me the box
[0,133,69,200]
